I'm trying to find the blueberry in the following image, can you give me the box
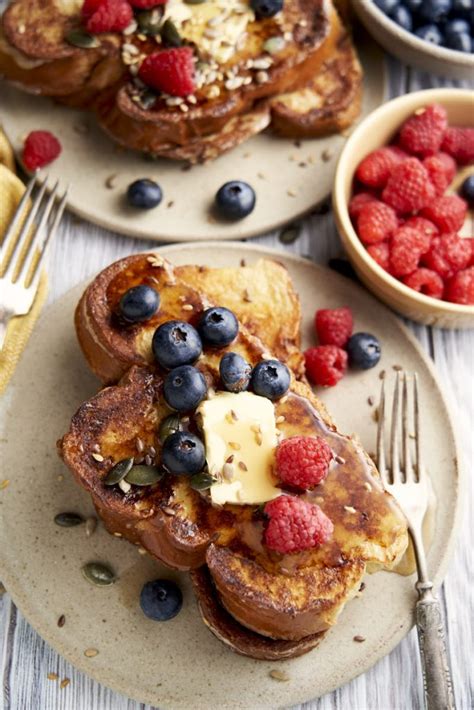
[445,29,472,51]
[391,5,413,30]
[461,175,474,206]
[215,181,256,220]
[405,0,422,9]
[198,307,239,348]
[163,365,207,411]
[373,0,399,12]
[219,352,252,393]
[250,0,284,18]
[127,179,162,209]
[152,321,202,370]
[418,0,452,22]
[444,17,471,37]
[250,359,290,401]
[118,285,160,323]
[415,24,444,44]
[140,579,183,621]
[346,333,382,370]
[162,431,206,475]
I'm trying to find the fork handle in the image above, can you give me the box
[416,582,455,710]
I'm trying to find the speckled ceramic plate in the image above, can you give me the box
[0,40,385,243]
[0,244,461,709]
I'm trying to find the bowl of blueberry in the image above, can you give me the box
[353,0,474,80]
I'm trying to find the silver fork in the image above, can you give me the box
[0,174,68,350]
[377,372,455,710]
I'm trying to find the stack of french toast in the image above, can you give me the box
[0,0,363,163]
[60,254,408,660]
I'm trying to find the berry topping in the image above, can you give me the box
[348,192,377,220]
[423,154,452,195]
[215,181,256,220]
[461,175,474,206]
[355,146,405,188]
[119,285,160,323]
[276,436,333,491]
[139,47,195,98]
[304,345,348,387]
[163,365,207,412]
[399,104,448,157]
[445,266,474,305]
[152,321,202,370]
[198,307,239,348]
[422,195,467,233]
[346,332,382,370]
[161,430,206,475]
[250,359,291,401]
[422,233,472,279]
[441,127,474,165]
[85,0,133,33]
[22,130,62,171]
[389,224,431,277]
[263,496,333,554]
[315,307,353,348]
[367,241,391,271]
[250,0,284,19]
[402,268,444,299]
[127,179,162,209]
[140,579,183,621]
[382,158,435,214]
[404,216,439,237]
[219,352,251,393]
[357,201,399,244]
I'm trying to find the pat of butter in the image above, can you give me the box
[197,391,281,505]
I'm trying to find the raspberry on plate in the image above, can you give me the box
[22,130,62,171]
[348,192,377,220]
[382,158,435,214]
[389,225,431,277]
[441,127,474,165]
[422,233,472,279]
[357,201,398,245]
[86,0,133,33]
[355,146,405,189]
[264,496,334,554]
[367,241,390,271]
[276,436,333,491]
[423,154,452,196]
[422,195,467,234]
[315,306,353,347]
[403,268,444,299]
[399,104,448,157]
[139,47,195,98]
[445,267,474,305]
[304,345,348,387]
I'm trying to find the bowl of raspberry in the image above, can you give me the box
[333,88,474,328]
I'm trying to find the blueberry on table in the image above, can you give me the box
[140,579,183,621]
[127,179,162,209]
[418,0,452,22]
[162,431,206,475]
[347,333,382,370]
[415,24,443,45]
[198,307,239,348]
[391,5,413,31]
[118,285,160,323]
[215,181,256,220]
[250,359,290,401]
[250,0,284,19]
[460,175,474,206]
[219,352,252,392]
[152,320,202,369]
[163,365,207,411]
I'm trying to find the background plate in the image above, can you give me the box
[0,41,384,242]
[0,243,460,709]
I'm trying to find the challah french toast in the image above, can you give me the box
[60,254,408,660]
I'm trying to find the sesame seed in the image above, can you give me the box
[269,669,290,681]
[0,480,10,490]
[280,395,289,404]
[113,532,122,538]
[47,673,59,681]
[60,678,70,689]
[276,415,285,424]
[287,188,297,197]
[92,453,104,462]
[238,461,248,471]
[136,438,144,452]
[344,505,357,514]
[230,409,239,421]
[226,455,235,464]
[84,648,99,658]
[335,455,345,464]
[57,615,66,628]
[364,482,373,492]
[353,635,366,643]
[182,304,193,311]
[228,442,241,451]
[162,506,176,516]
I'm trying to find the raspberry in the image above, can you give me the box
[22,130,62,171]
[355,147,405,189]
[264,496,334,554]
[304,345,348,387]
[389,225,431,277]
[367,241,390,271]
[422,195,467,233]
[399,104,448,157]
[403,268,444,299]
[404,216,439,237]
[382,158,435,214]
[422,233,472,279]
[445,267,474,305]
[348,192,377,220]
[82,0,103,18]
[130,0,167,7]
[423,154,452,196]
[139,47,195,98]
[357,201,398,244]
[436,152,457,182]
[276,436,333,491]
[441,127,474,165]
[315,306,353,347]
[86,0,133,33]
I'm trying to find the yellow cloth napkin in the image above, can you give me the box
[0,160,48,396]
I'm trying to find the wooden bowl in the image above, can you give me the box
[333,88,474,329]
[352,0,474,81]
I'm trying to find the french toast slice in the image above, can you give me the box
[75,253,304,384]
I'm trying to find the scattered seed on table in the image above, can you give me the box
[269,669,290,681]
[57,615,66,628]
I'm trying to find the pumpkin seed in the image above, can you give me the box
[161,19,182,47]
[103,458,134,486]
[279,223,301,244]
[136,9,162,35]
[125,465,164,486]
[66,29,100,49]
[158,414,182,443]
[54,512,84,527]
[82,562,116,587]
[190,472,216,491]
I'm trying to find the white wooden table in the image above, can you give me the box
[1,54,473,710]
